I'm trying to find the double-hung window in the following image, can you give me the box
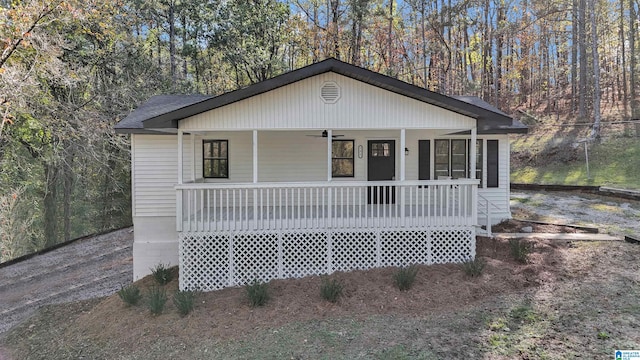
[332,140,354,177]
[203,140,228,178]
[430,138,496,187]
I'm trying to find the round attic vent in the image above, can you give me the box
[320,81,341,103]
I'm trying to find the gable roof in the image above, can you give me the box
[115,58,526,134]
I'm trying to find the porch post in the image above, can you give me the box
[253,130,258,183]
[190,133,196,182]
[400,129,406,181]
[470,126,477,225]
[327,129,332,229]
[470,127,477,179]
[177,130,183,231]
[253,130,258,230]
[178,130,184,185]
[400,128,406,226]
[326,129,332,182]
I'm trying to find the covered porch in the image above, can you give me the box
[175,127,481,291]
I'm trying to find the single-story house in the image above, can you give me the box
[115,58,527,291]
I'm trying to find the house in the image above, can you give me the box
[115,58,527,291]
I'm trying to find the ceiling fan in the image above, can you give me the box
[305,130,345,138]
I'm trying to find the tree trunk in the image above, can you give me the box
[630,0,639,130]
[590,0,601,140]
[571,0,578,113]
[169,1,177,85]
[578,0,587,120]
[63,154,74,242]
[43,163,58,248]
[620,0,628,117]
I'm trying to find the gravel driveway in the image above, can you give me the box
[0,228,133,334]
[511,190,640,235]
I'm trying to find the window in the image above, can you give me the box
[370,142,390,157]
[332,140,354,177]
[432,138,490,184]
[487,140,499,187]
[434,139,450,178]
[203,140,228,178]
[450,139,467,178]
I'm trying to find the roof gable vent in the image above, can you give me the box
[320,81,341,104]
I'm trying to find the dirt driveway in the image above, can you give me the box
[0,228,133,334]
[510,190,640,235]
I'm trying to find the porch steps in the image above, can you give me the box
[493,233,623,241]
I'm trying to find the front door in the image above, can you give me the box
[367,140,395,204]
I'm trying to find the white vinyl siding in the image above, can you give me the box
[179,73,475,131]
[478,135,511,220]
[132,134,179,217]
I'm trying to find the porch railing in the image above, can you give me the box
[176,180,479,232]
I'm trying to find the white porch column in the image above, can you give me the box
[400,128,406,181]
[470,127,477,179]
[177,130,184,231]
[327,129,332,182]
[253,130,258,230]
[400,129,406,226]
[470,126,478,226]
[252,130,258,183]
[190,133,196,182]
[178,130,184,185]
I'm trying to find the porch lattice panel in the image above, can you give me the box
[179,227,475,291]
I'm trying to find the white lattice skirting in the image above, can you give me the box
[178,227,475,291]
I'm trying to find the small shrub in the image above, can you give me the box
[151,263,174,285]
[245,279,269,307]
[147,286,168,315]
[320,277,343,303]
[117,284,142,306]
[597,331,610,340]
[393,265,418,291]
[173,290,196,316]
[463,257,486,277]
[509,239,533,263]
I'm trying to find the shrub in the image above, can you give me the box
[463,257,486,277]
[147,286,168,315]
[320,277,343,303]
[246,279,269,307]
[117,284,142,306]
[173,291,196,317]
[393,265,418,291]
[509,239,533,263]
[151,263,174,285]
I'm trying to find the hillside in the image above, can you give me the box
[510,107,640,189]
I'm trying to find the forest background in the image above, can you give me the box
[0,0,638,262]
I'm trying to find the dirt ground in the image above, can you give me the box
[2,230,639,359]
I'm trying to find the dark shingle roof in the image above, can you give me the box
[115,58,526,134]
[115,95,213,133]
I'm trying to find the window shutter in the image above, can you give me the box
[487,140,499,188]
[418,140,430,180]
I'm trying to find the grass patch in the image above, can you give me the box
[117,284,142,306]
[509,239,533,264]
[246,279,269,307]
[147,286,168,315]
[511,137,640,189]
[393,265,418,291]
[319,276,343,303]
[463,257,486,277]
[509,305,538,323]
[173,291,196,317]
[150,263,173,285]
